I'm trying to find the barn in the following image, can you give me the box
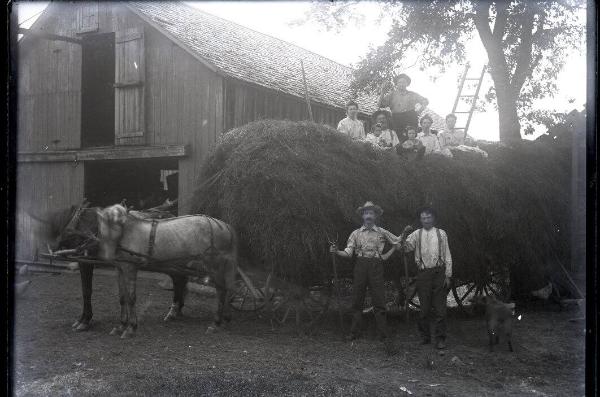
[15,1,382,261]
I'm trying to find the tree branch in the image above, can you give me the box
[510,6,537,95]
[472,1,510,87]
[492,1,509,39]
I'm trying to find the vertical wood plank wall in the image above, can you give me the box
[223,78,346,132]
[15,162,84,260]
[16,3,356,258]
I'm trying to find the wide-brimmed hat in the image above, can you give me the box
[395,73,411,86]
[356,201,383,217]
[371,109,391,122]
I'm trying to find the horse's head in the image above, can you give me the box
[52,199,98,250]
[96,204,129,260]
[29,199,94,252]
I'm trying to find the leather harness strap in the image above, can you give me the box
[147,220,159,258]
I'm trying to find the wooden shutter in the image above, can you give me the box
[114,27,145,146]
[76,2,99,33]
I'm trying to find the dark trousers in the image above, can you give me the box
[350,257,390,338]
[392,110,419,143]
[415,267,447,341]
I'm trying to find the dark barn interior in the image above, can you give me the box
[84,158,178,210]
[81,32,115,148]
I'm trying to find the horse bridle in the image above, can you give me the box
[57,206,99,252]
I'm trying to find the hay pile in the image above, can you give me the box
[193,120,571,291]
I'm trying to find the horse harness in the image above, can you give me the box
[117,214,234,264]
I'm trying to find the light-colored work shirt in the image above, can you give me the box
[365,129,400,148]
[344,225,398,258]
[439,129,472,147]
[417,133,442,155]
[380,90,428,114]
[337,117,366,140]
[403,227,452,278]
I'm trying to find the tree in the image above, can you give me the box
[297,1,584,142]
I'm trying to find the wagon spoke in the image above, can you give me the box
[458,283,477,303]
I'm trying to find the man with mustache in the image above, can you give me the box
[330,201,400,355]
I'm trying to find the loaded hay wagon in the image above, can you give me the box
[39,119,579,334]
[191,119,579,322]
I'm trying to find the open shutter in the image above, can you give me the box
[114,27,145,146]
[76,2,99,33]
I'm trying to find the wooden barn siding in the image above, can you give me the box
[15,162,84,260]
[141,26,222,215]
[223,78,347,132]
[17,4,82,153]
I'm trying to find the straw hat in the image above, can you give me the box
[356,201,383,217]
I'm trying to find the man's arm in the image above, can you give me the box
[380,245,396,261]
[331,231,356,258]
[337,119,347,134]
[400,230,418,252]
[415,92,429,108]
[442,230,452,278]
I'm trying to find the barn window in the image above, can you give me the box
[76,2,99,34]
[114,27,145,146]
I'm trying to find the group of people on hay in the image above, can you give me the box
[336,73,477,159]
[330,202,452,356]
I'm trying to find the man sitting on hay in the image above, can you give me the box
[330,201,400,355]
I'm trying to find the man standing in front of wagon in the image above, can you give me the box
[398,207,452,351]
[330,201,400,356]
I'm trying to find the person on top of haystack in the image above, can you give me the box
[398,125,425,161]
[365,110,400,148]
[416,115,444,156]
[330,201,400,355]
[438,113,475,149]
[378,73,429,143]
[397,207,452,350]
[337,100,366,140]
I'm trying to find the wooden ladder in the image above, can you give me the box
[451,63,487,137]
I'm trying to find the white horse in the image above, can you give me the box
[96,204,238,338]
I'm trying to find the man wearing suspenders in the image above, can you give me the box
[330,201,399,355]
[400,207,453,350]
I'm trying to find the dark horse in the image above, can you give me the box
[96,204,238,338]
[33,200,189,332]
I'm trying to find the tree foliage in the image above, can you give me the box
[297,0,584,142]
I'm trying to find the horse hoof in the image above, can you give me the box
[120,329,135,339]
[109,327,122,336]
[75,322,91,332]
[164,311,179,322]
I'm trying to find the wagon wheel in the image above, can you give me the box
[270,287,331,330]
[452,267,511,313]
[229,279,269,311]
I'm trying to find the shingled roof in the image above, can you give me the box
[128,1,378,113]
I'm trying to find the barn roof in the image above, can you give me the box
[128,1,378,113]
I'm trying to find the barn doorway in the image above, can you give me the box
[84,159,179,211]
[81,32,115,148]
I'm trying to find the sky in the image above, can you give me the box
[16,1,587,141]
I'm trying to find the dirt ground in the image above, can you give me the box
[12,271,585,397]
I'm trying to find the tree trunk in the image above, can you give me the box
[495,87,522,142]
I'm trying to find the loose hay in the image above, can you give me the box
[193,120,571,293]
